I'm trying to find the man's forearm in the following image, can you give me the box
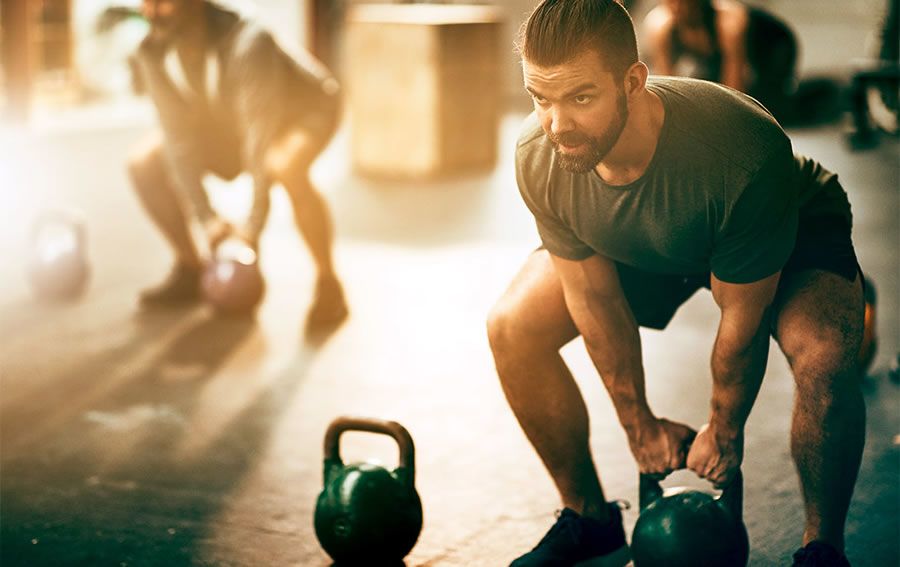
[243,171,271,243]
[709,312,770,436]
[577,295,654,430]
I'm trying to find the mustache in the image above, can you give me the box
[548,131,590,147]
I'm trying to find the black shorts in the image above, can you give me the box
[198,97,340,179]
[619,214,860,330]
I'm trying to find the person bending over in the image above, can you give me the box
[127,0,346,326]
[643,0,797,120]
[488,1,864,566]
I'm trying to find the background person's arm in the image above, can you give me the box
[717,4,750,92]
[131,46,220,242]
[643,6,677,76]
[230,28,292,247]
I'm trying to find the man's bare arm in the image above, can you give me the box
[709,271,779,433]
[551,254,695,475]
[687,270,779,486]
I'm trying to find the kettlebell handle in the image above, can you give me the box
[323,416,416,487]
[639,469,743,522]
[30,209,86,247]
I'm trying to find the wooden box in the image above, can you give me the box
[346,4,503,179]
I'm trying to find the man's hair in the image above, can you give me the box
[517,0,639,79]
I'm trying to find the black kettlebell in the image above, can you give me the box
[27,210,90,300]
[858,275,877,375]
[631,470,749,567]
[314,416,423,565]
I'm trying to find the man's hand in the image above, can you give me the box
[205,217,234,252]
[686,423,743,488]
[233,225,259,252]
[627,418,696,479]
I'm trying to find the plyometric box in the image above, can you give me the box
[346,4,503,180]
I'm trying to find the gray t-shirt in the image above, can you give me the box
[516,76,849,284]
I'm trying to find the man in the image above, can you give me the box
[643,0,797,121]
[487,1,864,565]
[127,0,346,326]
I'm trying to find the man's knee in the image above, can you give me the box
[777,271,864,394]
[127,142,166,194]
[486,299,515,355]
[786,329,861,400]
[488,252,577,359]
[487,295,564,358]
[265,129,320,184]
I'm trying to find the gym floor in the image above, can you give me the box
[1,105,897,567]
[1,7,898,564]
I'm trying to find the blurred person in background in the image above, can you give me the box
[642,0,798,121]
[118,0,346,326]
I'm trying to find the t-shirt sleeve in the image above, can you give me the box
[711,147,798,283]
[515,142,595,261]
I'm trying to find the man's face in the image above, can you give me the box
[523,50,629,173]
[141,0,191,42]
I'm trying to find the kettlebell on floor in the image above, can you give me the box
[314,416,423,565]
[202,237,265,315]
[631,470,749,567]
[27,209,90,300]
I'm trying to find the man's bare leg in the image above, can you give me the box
[774,270,866,553]
[487,250,611,520]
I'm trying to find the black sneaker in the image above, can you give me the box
[792,541,851,566]
[511,503,630,567]
[139,263,202,307]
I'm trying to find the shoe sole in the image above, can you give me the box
[575,545,631,567]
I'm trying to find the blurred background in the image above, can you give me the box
[0,1,897,566]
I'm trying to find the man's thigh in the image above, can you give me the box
[497,251,709,344]
[771,209,865,369]
[772,269,864,373]
[493,249,580,351]
[266,111,339,182]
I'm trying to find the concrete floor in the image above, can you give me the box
[1,97,898,567]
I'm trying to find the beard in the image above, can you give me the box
[550,89,629,174]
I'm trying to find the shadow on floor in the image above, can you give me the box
[0,307,321,566]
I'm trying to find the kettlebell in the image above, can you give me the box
[631,470,749,567]
[27,210,90,300]
[201,238,265,314]
[858,275,877,376]
[314,416,423,565]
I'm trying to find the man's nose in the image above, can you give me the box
[549,107,575,136]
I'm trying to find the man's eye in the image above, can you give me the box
[574,95,592,105]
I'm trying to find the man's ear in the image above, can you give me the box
[624,61,649,97]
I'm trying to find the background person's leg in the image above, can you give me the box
[268,130,346,326]
[128,133,203,306]
[128,133,201,269]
